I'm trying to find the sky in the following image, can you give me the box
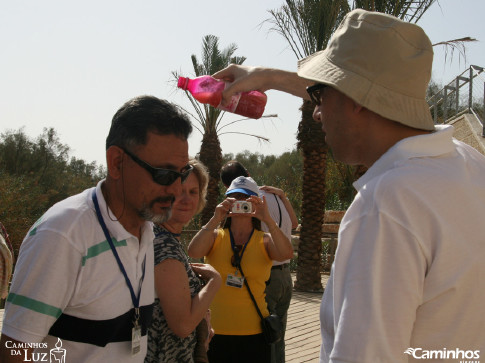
[1,0,484,166]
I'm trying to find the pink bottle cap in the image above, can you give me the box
[177,77,189,90]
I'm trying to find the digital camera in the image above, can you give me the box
[231,201,252,214]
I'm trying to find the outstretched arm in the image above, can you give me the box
[260,185,299,229]
[187,198,235,259]
[248,195,293,261]
[212,65,314,107]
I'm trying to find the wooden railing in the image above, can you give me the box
[428,65,485,133]
[290,210,345,272]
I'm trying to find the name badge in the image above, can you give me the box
[132,323,142,355]
[226,273,244,288]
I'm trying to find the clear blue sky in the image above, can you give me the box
[1,0,483,166]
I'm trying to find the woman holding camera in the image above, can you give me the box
[188,176,293,363]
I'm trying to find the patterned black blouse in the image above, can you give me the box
[145,225,203,363]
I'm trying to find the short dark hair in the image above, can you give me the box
[223,215,261,231]
[220,160,249,187]
[106,95,193,150]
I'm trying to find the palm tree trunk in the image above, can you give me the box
[294,100,328,292]
[199,131,223,227]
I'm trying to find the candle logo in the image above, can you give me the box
[50,338,66,363]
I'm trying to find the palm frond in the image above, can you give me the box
[432,36,477,65]
[172,34,275,148]
[221,43,238,62]
[218,131,270,143]
[171,70,206,128]
[217,114,279,133]
[351,0,438,23]
[267,0,440,61]
[190,55,205,77]
[230,56,247,65]
[266,0,349,58]
[171,102,205,135]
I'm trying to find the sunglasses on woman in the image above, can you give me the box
[121,148,193,186]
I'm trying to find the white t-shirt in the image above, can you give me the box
[2,180,155,363]
[260,189,292,265]
[320,125,485,362]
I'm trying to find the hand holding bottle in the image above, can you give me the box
[212,64,314,104]
[178,75,267,119]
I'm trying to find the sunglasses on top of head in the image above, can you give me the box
[306,83,328,106]
[231,245,243,267]
[121,148,193,186]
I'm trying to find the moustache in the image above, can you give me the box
[149,195,175,208]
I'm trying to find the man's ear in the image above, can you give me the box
[106,146,124,180]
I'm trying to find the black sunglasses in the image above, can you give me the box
[231,245,243,267]
[306,83,327,105]
[121,148,193,186]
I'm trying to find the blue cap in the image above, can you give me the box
[225,176,260,197]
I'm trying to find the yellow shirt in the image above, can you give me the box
[206,228,272,335]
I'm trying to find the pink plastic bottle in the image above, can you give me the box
[177,75,267,119]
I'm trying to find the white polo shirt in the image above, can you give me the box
[260,190,292,265]
[320,125,485,362]
[2,180,155,362]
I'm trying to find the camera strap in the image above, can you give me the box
[273,194,282,228]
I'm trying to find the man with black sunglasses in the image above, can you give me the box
[210,9,485,363]
[1,95,193,362]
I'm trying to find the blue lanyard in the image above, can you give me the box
[91,189,146,310]
[229,228,254,267]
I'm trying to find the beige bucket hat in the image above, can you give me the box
[298,9,435,131]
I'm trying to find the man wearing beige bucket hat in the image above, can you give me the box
[214,9,485,363]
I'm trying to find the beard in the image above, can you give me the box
[138,196,174,224]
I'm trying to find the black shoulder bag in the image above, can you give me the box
[236,262,283,345]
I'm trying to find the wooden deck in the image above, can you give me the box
[285,290,322,362]
[285,273,328,363]
[0,273,327,362]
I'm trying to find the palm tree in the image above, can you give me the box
[173,35,273,226]
[268,0,438,292]
[352,0,436,21]
[268,0,348,292]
